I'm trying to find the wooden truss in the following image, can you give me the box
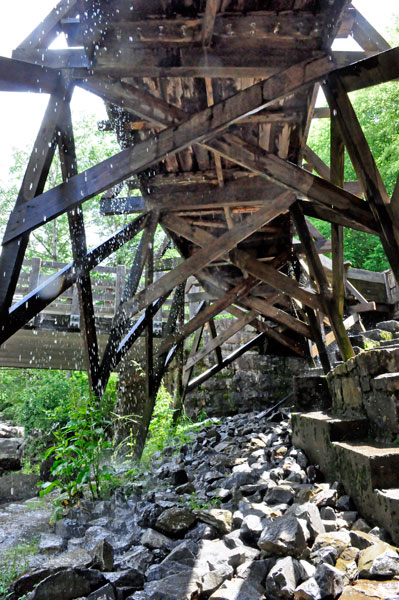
[1,0,398,452]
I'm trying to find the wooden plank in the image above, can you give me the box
[202,0,220,46]
[338,47,399,93]
[330,117,345,320]
[157,278,257,357]
[230,249,322,311]
[145,237,155,405]
[4,53,337,243]
[17,0,79,49]
[0,57,62,94]
[12,48,90,69]
[115,201,296,329]
[205,134,376,231]
[186,333,266,392]
[324,73,399,281]
[1,215,147,344]
[349,302,377,313]
[226,305,304,356]
[182,323,204,394]
[300,201,378,235]
[311,313,359,357]
[58,106,100,389]
[100,197,146,215]
[306,307,331,373]
[207,318,223,366]
[240,295,313,340]
[291,202,354,361]
[186,310,256,370]
[0,85,72,317]
[351,9,390,53]
[122,212,158,301]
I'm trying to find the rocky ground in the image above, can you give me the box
[5,409,399,600]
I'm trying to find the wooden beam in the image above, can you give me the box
[186,333,266,392]
[338,47,399,93]
[202,0,220,46]
[239,295,313,340]
[0,85,72,318]
[4,53,337,243]
[185,310,256,370]
[0,57,62,94]
[330,117,345,320]
[17,0,79,49]
[204,134,376,231]
[311,313,359,358]
[226,305,304,357]
[291,202,354,361]
[58,105,100,391]
[300,201,378,235]
[157,278,257,357]
[306,307,331,373]
[1,214,147,345]
[230,249,323,312]
[207,318,223,366]
[351,9,390,53]
[324,72,399,281]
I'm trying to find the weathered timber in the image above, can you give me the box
[202,0,220,46]
[230,249,323,311]
[1,215,148,345]
[324,72,399,281]
[0,85,72,318]
[0,57,61,94]
[205,134,376,230]
[351,9,390,53]
[185,310,257,371]
[3,53,338,242]
[306,307,331,373]
[157,278,257,357]
[207,317,223,366]
[291,202,354,361]
[58,105,100,390]
[338,46,399,92]
[17,0,79,49]
[330,117,345,320]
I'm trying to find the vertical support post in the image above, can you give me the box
[173,282,186,423]
[331,117,345,320]
[306,307,331,374]
[145,235,155,413]
[28,257,42,327]
[58,104,100,392]
[114,264,126,311]
[291,202,354,362]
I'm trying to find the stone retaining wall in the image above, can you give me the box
[327,348,399,439]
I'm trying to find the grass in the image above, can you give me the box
[0,540,39,599]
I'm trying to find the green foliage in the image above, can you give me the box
[307,80,399,272]
[0,540,38,599]
[181,492,222,511]
[39,395,118,508]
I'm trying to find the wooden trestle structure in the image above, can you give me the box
[1,0,399,443]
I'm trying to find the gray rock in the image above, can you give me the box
[161,539,198,565]
[358,543,399,578]
[266,557,302,599]
[154,506,196,536]
[201,566,233,596]
[208,577,265,600]
[119,545,153,572]
[39,534,64,553]
[27,568,106,600]
[320,507,336,521]
[240,514,264,544]
[376,320,399,333]
[55,518,86,539]
[92,539,114,571]
[0,472,39,502]
[87,584,116,600]
[145,561,193,583]
[265,485,294,506]
[314,563,344,598]
[286,503,325,541]
[311,487,338,508]
[46,548,92,569]
[103,569,144,589]
[141,528,173,551]
[258,515,307,558]
[139,570,203,600]
[294,577,322,600]
[194,509,232,534]
[309,545,338,566]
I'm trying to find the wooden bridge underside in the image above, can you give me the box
[1,0,399,432]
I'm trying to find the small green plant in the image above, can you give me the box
[380,330,393,341]
[0,540,38,599]
[39,395,116,508]
[363,338,380,349]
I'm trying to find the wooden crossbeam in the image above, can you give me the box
[0,57,61,94]
[207,317,223,366]
[324,73,399,281]
[351,9,390,53]
[3,53,337,243]
[1,214,148,345]
[157,279,257,357]
[300,201,378,235]
[204,134,376,230]
[0,84,73,317]
[202,0,220,46]
[230,249,323,312]
[338,47,399,93]
[17,0,79,49]
[185,310,257,371]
